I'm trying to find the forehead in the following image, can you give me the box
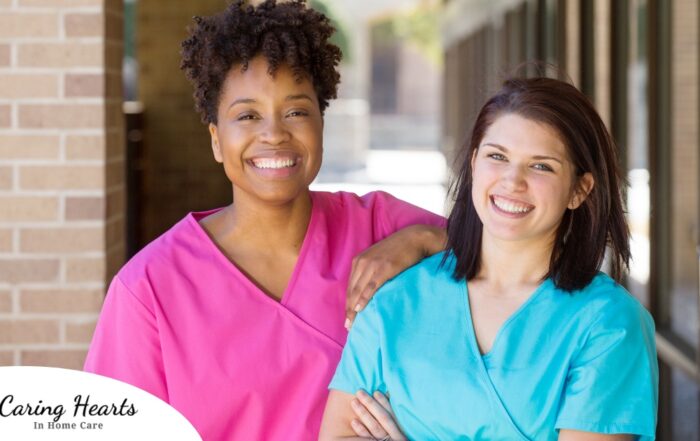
[481,113,568,158]
[220,56,317,100]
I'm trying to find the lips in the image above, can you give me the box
[490,195,534,215]
[246,151,301,178]
[250,157,297,169]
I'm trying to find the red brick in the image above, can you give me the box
[65,73,103,97]
[0,135,60,160]
[0,351,14,367]
[21,350,87,371]
[66,135,104,160]
[19,0,101,7]
[65,320,97,343]
[0,167,11,190]
[20,227,103,253]
[0,105,10,127]
[19,104,104,129]
[0,13,58,38]
[0,196,58,221]
[65,257,105,283]
[20,165,103,190]
[65,196,104,220]
[0,290,12,313]
[18,43,101,68]
[0,45,9,67]
[0,74,58,99]
[0,320,59,344]
[20,289,103,313]
[0,259,60,283]
[65,13,103,38]
[0,229,12,252]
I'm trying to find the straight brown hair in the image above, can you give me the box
[446,77,630,291]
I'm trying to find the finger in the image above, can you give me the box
[347,261,378,317]
[351,397,389,439]
[350,419,372,438]
[356,390,400,437]
[360,390,406,440]
[373,391,395,416]
[352,279,378,313]
[346,255,367,317]
[345,278,375,329]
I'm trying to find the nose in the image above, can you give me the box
[258,116,291,145]
[502,164,528,192]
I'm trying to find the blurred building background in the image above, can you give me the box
[0,0,697,439]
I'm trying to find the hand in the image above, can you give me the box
[350,390,406,441]
[346,225,446,328]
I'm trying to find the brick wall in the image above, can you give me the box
[0,0,124,369]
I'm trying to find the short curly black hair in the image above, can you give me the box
[180,0,342,124]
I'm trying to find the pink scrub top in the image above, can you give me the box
[84,191,444,441]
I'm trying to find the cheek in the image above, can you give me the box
[533,179,572,211]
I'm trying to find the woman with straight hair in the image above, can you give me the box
[319,77,658,441]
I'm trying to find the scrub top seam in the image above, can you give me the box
[280,191,320,307]
[479,278,550,360]
[461,279,531,441]
[186,206,343,350]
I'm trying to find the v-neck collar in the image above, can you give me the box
[468,279,551,359]
[459,279,548,441]
[186,193,320,307]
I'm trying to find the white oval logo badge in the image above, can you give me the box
[0,366,201,440]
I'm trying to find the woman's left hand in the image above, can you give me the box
[350,390,407,441]
[346,225,446,328]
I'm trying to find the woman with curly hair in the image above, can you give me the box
[84,1,445,440]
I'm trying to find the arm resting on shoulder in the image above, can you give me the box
[346,224,446,325]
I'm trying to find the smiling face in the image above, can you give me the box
[208,55,323,208]
[471,113,593,248]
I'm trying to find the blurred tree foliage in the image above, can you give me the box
[309,0,352,63]
[373,0,442,67]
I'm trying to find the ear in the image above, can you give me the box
[209,123,223,163]
[568,172,594,209]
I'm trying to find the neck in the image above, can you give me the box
[475,233,554,291]
[222,190,313,251]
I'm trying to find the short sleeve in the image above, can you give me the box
[364,191,446,239]
[329,299,386,395]
[555,296,658,439]
[84,276,169,402]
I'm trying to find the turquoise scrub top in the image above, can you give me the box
[330,252,658,440]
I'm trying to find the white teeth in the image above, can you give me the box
[493,197,533,214]
[252,158,296,169]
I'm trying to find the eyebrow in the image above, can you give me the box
[481,142,564,164]
[227,94,314,112]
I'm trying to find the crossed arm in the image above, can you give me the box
[319,389,635,441]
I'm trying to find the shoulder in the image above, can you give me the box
[116,213,203,289]
[370,251,459,312]
[577,273,651,317]
[568,273,655,340]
